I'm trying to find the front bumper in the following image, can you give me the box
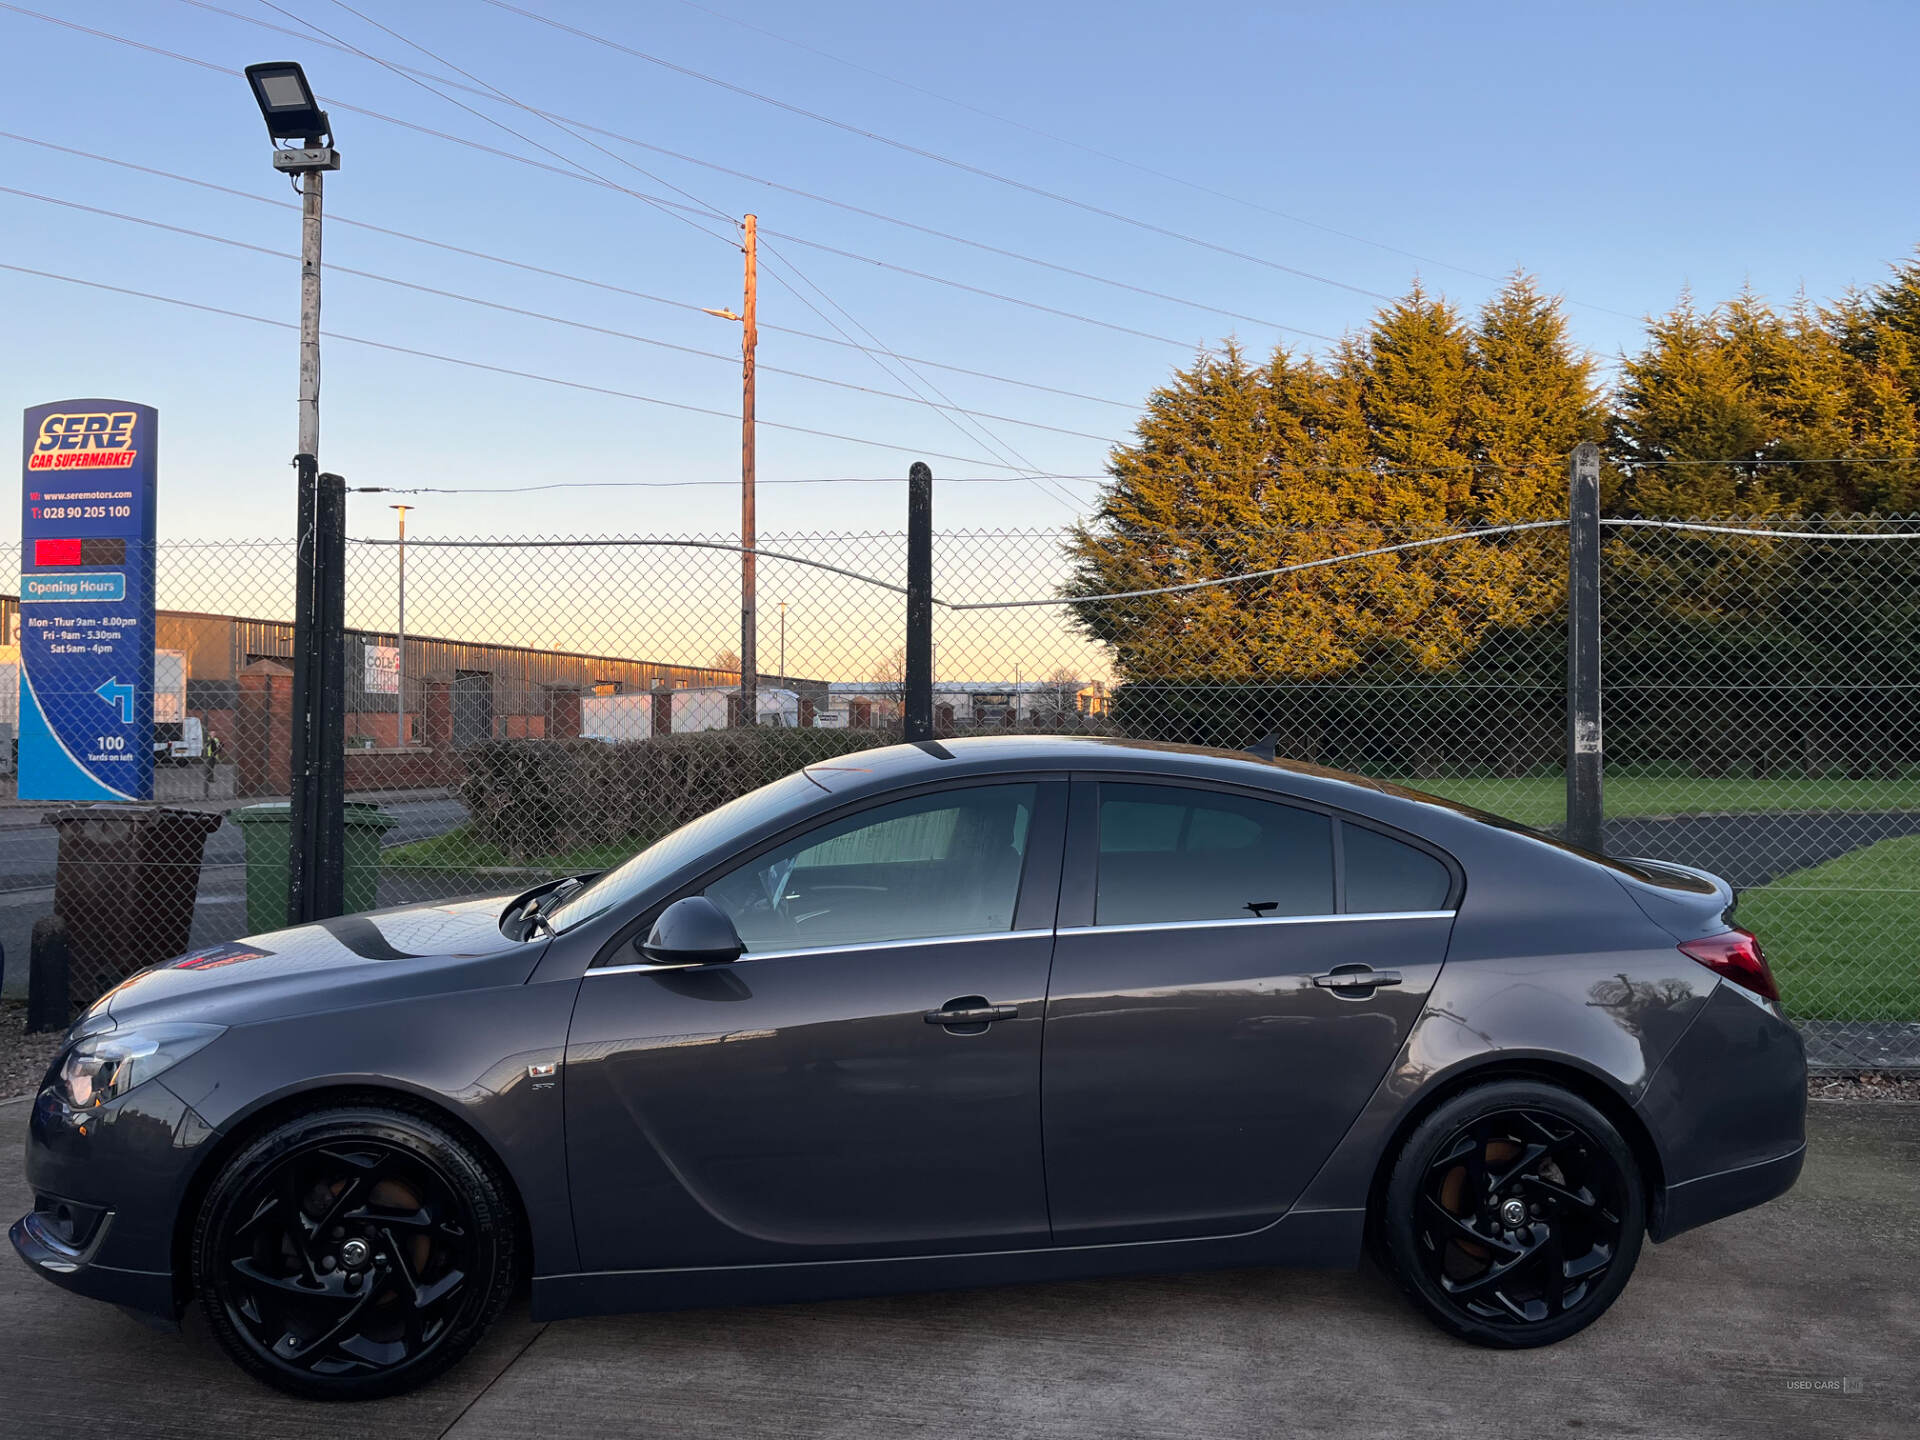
[10,1078,217,1322]
[9,1207,175,1320]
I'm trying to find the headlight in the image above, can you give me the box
[55,1022,225,1110]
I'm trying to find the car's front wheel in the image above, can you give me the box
[191,1102,518,1400]
[1377,1079,1645,1348]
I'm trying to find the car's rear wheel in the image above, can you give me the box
[192,1104,517,1400]
[1377,1080,1644,1348]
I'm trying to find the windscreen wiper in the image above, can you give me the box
[509,876,584,941]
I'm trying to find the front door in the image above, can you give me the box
[1042,778,1455,1245]
[564,779,1065,1272]
[451,670,492,748]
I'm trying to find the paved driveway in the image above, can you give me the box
[2,1098,1915,1440]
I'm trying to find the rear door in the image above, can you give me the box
[1041,776,1456,1245]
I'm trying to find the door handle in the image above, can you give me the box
[924,1002,1020,1025]
[1312,968,1402,992]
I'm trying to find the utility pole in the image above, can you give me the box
[390,503,411,745]
[703,215,759,726]
[739,213,758,727]
[778,600,787,688]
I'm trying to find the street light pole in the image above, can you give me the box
[246,61,344,924]
[297,169,324,469]
[778,600,786,688]
[390,504,411,745]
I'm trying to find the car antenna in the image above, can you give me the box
[1243,731,1279,761]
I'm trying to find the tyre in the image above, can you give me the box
[1376,1079,1645,1348]
[191,1103,518,1400]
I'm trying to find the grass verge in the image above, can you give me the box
[1737,836,1920,1023]
[383,824,664,876]
[1387,775,1920,829]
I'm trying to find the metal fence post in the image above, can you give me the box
[1566,442,1604,851]
[287,466,348,923]
[288,451,320,926]
[904,462,934,742]
[313,471,348,917]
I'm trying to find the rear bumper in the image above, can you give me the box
[1654,1143,1806,1242]
[1637,979,1807,1242]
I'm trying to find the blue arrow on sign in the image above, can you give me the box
[95,678,136,724]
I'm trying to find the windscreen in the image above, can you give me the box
[540,768,824,933]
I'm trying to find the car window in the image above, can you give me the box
[1342,823,1453,913]
[1095,784,1333,925]
[703,784,1037,953]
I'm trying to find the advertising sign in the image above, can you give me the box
[17,399,159,801]
[364,643,399,696]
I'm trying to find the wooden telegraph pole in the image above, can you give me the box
[739,213,758,727]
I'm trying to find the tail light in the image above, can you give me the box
[1678,927,1779,1002]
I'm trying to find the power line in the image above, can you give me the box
[175,0,1330,341]
[0,184,1124,444]
[193,0,1423,314]
[666,0,1641,322]
[756,241,1088,512]
[6,9,1315,352]
[478,0,1402,305]
[260,0,739,251]
[291,0,1094,515]
[754,229,1314,347]
[0,260,1031,470]
[0,130,1142,411]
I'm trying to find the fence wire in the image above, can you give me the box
[3,516,1915,1068]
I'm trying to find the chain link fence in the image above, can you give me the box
[4,513,1916,1067]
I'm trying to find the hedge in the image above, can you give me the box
[460,728,897,861]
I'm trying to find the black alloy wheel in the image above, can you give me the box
[194,1105,517,1400]
[1378,1080,1645,1348]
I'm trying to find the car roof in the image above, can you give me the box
[807,736,1704,899]
[802,734,1467,819]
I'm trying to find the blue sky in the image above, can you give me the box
[3,0,1917,546]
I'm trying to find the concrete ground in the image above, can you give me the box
[1,1098,1914,1440]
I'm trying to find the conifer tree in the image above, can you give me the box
[1467,274,1603,522]
[1865,249,1920,361]
[1064,343,1276,680]
[1069,247,1920,707]
[1609,292,1780,515]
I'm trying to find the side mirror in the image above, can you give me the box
[639,896,745,967]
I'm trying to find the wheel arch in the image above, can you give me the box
[169,1081,535,1314]
[1362,1055,1669,1243]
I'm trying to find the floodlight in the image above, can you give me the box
[245,61,330,143]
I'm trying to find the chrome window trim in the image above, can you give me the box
[588,911,1456,975]
[1057,909,1456,938]
[590,927,1056,976]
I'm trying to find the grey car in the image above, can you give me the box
[12,736,1806,1399]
